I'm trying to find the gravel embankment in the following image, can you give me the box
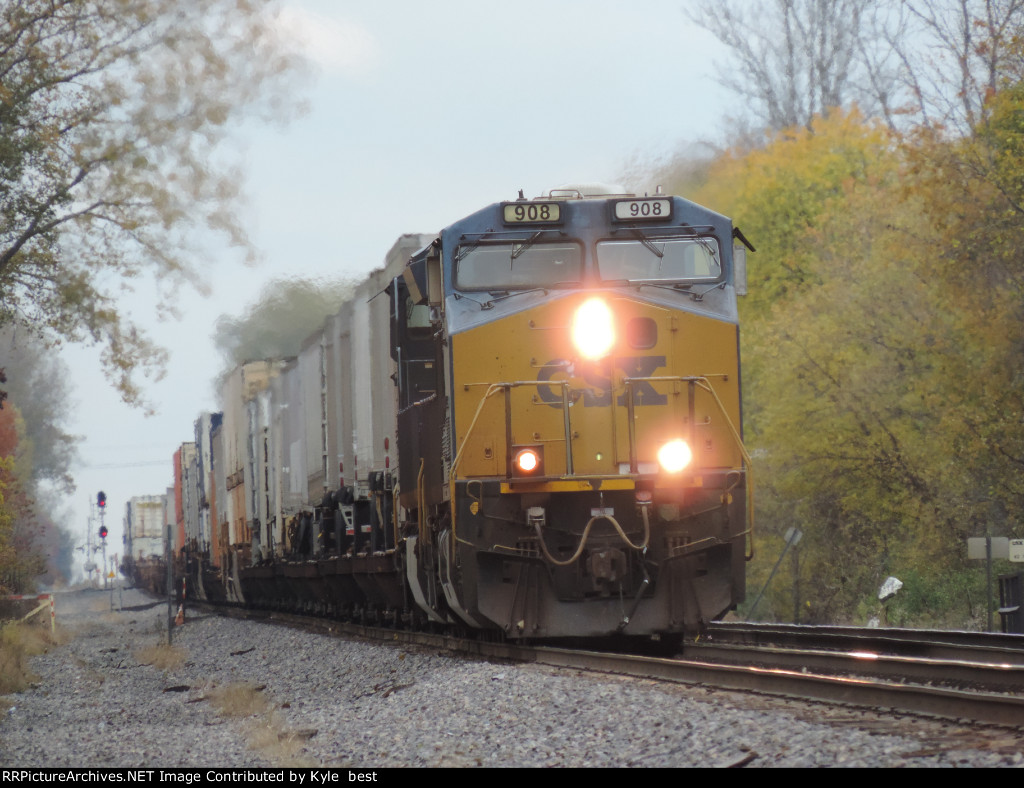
[1,587,1022,768]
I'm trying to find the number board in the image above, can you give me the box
[614,198,672,221]
[503,202,562,224]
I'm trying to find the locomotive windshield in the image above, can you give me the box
[596,237,721,283]
[455,242,582,291]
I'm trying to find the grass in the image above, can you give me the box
[3,600,318,767]
[207,682,271,718]
[247,711,320,767]
[0,620,67,695]
[206,682,319,767]
[134,642,187,672]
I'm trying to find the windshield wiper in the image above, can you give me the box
[510,231,544,262]
[481,282,577,309]
[634,282,725,302]
[695,236,718,262]
[630,228,664,260]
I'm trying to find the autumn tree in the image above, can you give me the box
[0,404,46,593]
[683,114,935,621]
[650,111,992,624]
[903,76,1024,545]
[0,0,303,406]
[668,1,1024,626]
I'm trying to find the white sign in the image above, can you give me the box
[967,537,1010,560]
[1010,539,1024,563]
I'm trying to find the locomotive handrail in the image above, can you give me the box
[450,380,574,562]
[452,376,755,562]
[392,481,402,553]
[622,374,754,561]
[455,379,575,477]
[417,459,427,547]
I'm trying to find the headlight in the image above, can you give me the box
[513,446,544,477]
[657,439,692,473]
[571,298,615,360]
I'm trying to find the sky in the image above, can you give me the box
[60,0,734,579]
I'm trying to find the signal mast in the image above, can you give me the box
[97,491,108,589]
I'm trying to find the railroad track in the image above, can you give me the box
[705,621,1024,665]
[181,600,1024,728]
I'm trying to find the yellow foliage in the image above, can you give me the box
[692,109,897,312]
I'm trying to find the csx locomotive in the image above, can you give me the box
[123,185,754,642]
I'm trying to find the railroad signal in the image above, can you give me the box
[97,491,107,509]
[99,525,108,540]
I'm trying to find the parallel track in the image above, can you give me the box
[186,601,1024,728]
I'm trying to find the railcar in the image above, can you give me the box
[134,186,754,643]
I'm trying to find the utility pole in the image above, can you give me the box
[84,497,97,587]
[166,524,173,645]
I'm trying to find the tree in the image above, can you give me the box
[690,109,896,313]
[667,4,1024,627]
[688,0,902,131]
[689,1,1024,135]
[0,405,45,593]
[654,111,987,624]
[0,327,78,492]
[903,75,1024,539]
[0,0,303,406]
[895,0,1024,133]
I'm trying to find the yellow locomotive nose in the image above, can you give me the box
[571,297,615,360]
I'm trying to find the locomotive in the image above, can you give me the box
[123,185,754,642]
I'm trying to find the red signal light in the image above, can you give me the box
[99,525,108,539]
[97,491,107,508]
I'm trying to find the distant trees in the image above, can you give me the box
[664,1,1024,626]
[689,0,892,131]
[0,396,67,594]
[212,277,357,385]
[0,329,80,591]
[689,0,1024,134]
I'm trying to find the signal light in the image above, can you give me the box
[97,491,106,509]
[99,525,108,539]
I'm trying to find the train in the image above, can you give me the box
[122,185,754,644]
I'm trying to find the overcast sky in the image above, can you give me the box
[61,0,733,575]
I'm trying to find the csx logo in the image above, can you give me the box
[537,356,667,407]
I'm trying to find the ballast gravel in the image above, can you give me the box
[1,587,1022,769]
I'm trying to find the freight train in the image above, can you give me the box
[122,185,754,643]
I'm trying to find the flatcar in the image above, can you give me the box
[123,185,754,643]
